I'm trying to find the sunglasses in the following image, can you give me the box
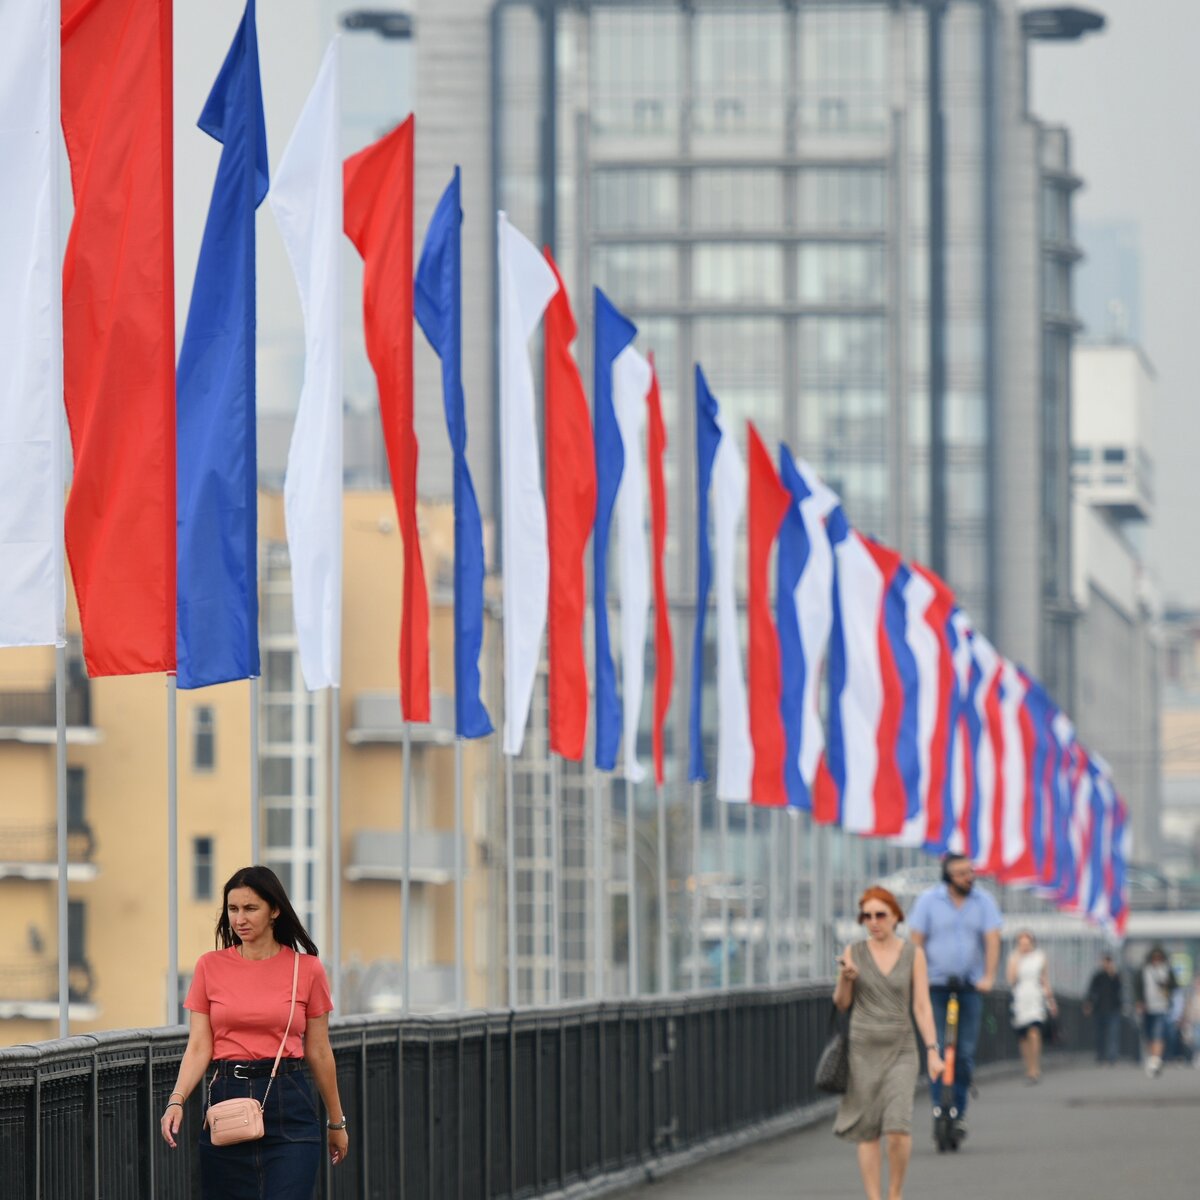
[859,910,892,922]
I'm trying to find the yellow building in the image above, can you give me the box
[0,493,500,1047]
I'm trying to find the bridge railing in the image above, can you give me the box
[0,984,1106,1200]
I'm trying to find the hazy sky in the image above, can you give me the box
[1030,0,1200,608]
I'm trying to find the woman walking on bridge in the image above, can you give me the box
[159,865,349,1197]
[833,886,943,1200]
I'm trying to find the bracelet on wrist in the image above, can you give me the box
[164,1101,183,1111]
[169,1091,184,1101]
[926,1044,940,1052]
[326,1118,348,1131]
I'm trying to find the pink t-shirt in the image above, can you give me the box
[184,946,333,1061]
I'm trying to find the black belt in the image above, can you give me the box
[213,1058,306,1079]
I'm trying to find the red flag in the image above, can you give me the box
[61,0,176,676]
[344,117,430,722]
[746,423,790,807]
[647,355,673,788]
[543,252,596,761]
[912,563,957,847]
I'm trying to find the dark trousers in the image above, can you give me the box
[198,1068,323,1200]
[1094,1011,1121,1063]
[928,986,983,1118]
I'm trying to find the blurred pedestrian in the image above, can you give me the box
[1083,953,1123,1065]
[1134,946,1176,1078]
[833,887,943,1200]
[1006,930,1056,1084]
[1183,977,1200,1068]
[909,854,1002,1144]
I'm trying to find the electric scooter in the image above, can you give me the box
[933,976,964,1152]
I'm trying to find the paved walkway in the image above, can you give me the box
[619,1059,1200,1199]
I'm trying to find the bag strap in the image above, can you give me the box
[260,951,301,1108]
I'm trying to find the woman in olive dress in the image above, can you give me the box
[833,887,943,1200]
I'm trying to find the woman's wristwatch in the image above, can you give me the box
[326,1117,348,1131]
[926,1044,940,1053]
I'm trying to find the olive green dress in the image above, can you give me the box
[833,939,919,1142]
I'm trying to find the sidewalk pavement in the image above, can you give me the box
[617,1058,1200,1199]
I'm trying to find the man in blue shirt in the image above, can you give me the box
[909,854,1002,1140]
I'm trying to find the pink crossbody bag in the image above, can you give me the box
[205,951,300,1147]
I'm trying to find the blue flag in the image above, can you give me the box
[776,446,812,807]
[592,289,637,771]
[687,366,722,783]
[415,169,492,739]
[176,0,268,689]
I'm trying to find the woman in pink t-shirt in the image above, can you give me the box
[159,865,349,1198]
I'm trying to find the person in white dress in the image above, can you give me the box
[1006,930,1056,1083]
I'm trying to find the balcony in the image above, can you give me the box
[346,690,456,745]
[0,822,99,881]
[0,959,98,1021]
[0,683,101,745]
[344,829,463,884]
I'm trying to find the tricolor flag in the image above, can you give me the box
[1015,672,1056,884]
[994,658,1034,881]
[592,289,636,772]
[544,254,595,761]
[776,451,838,813]
[893,564,956,851]
[613,346,653,781]
[0,0,64,648]
[746,424,790,807]
[176,0,268,690]
[962,628,1002,868]
[1108,796,1131,935]
[497,213,557,756]
[61,0,176,676]
[647,358,673,788]
[344,116,429,722]
[271,40,343,691]
[818,510,907,835]
[416,168,491,738]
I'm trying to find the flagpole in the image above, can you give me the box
[768,809,778,986]
[592,773,605,997]
[656,781,669,994]
[549,753,562,1004]
[402,721,412,1015]
[813,820,829,978]
[329,688,342,1004]
[789,812,800,980]
[55,645,68,1038]
[250,676,260,862]
[505,754,518,1007]
[625,774,639,996]
[455,736,465,1009]
[691,781,702,991]
[744,808,755,987]
[166,676,179,1024]
[719,799,730,989]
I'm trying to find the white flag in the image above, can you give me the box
[270,41,344,690]
[498,213,558,755]
[613,346,652,783]
[0,0,64,648]
[713,421,751,802]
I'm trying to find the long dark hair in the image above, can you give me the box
[216,865,319,956]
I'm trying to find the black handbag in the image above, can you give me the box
[815,1004,851,1094]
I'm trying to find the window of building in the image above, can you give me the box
[1071,446,1092,464]
[193,836,214,901]
[67,767,86,829]
[693,243,783,304]
[591,9,682,142]
[692,10,786,142]
[797,243,886,305]
[192,706,215,772]
[796,168,886,231]
[691,169,783,231]
[592,244,679,306]
[592,169,679,234]
[1102,447,1127,464]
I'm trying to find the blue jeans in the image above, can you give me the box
[928,986,983,1118]
[1094,1012,1121,1063]
[198,1067,323,1200]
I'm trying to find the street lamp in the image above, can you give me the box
[339,8,414,40]
[1020,6,1106,42]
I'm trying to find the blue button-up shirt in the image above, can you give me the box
[908,884,1002,986]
